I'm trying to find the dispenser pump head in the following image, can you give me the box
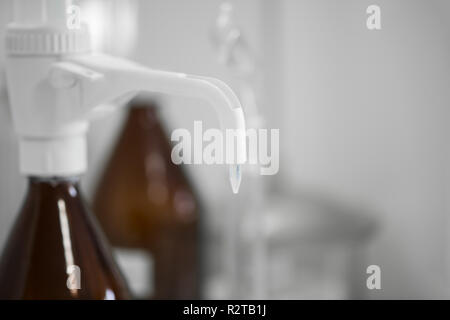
[5,0,246,193]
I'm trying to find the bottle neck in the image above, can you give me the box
[29,176,81,184]
[27,176,82,198]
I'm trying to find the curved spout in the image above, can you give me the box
[49,54,246,192]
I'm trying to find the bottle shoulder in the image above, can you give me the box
[0,179,130,299]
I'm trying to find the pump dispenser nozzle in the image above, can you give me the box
[5,0,246,193]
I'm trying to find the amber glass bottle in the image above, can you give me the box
[0,177,129,299]
[93,99,200,299]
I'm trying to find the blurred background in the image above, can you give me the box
[1,0,450,299]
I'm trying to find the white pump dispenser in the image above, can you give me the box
[5,0,246,193]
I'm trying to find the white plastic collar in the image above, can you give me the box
[5,25,91,56]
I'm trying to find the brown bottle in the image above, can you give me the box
[0,177,130,299]
[93,99,201,299]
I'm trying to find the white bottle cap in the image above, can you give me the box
[6,0,90,177]
[19,135,87,177]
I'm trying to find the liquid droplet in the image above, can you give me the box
[229,164,242,194]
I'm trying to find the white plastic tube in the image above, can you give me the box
[50,54,247,192]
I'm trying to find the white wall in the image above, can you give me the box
[0,0,26,251]
[277,0,450,298]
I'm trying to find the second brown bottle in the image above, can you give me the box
[93,98,201,299]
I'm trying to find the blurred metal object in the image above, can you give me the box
[240,191,377,299]
[210,1,261,122]
[210,1,268,299]
[209,1,377,300]
[210,2,255,79]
